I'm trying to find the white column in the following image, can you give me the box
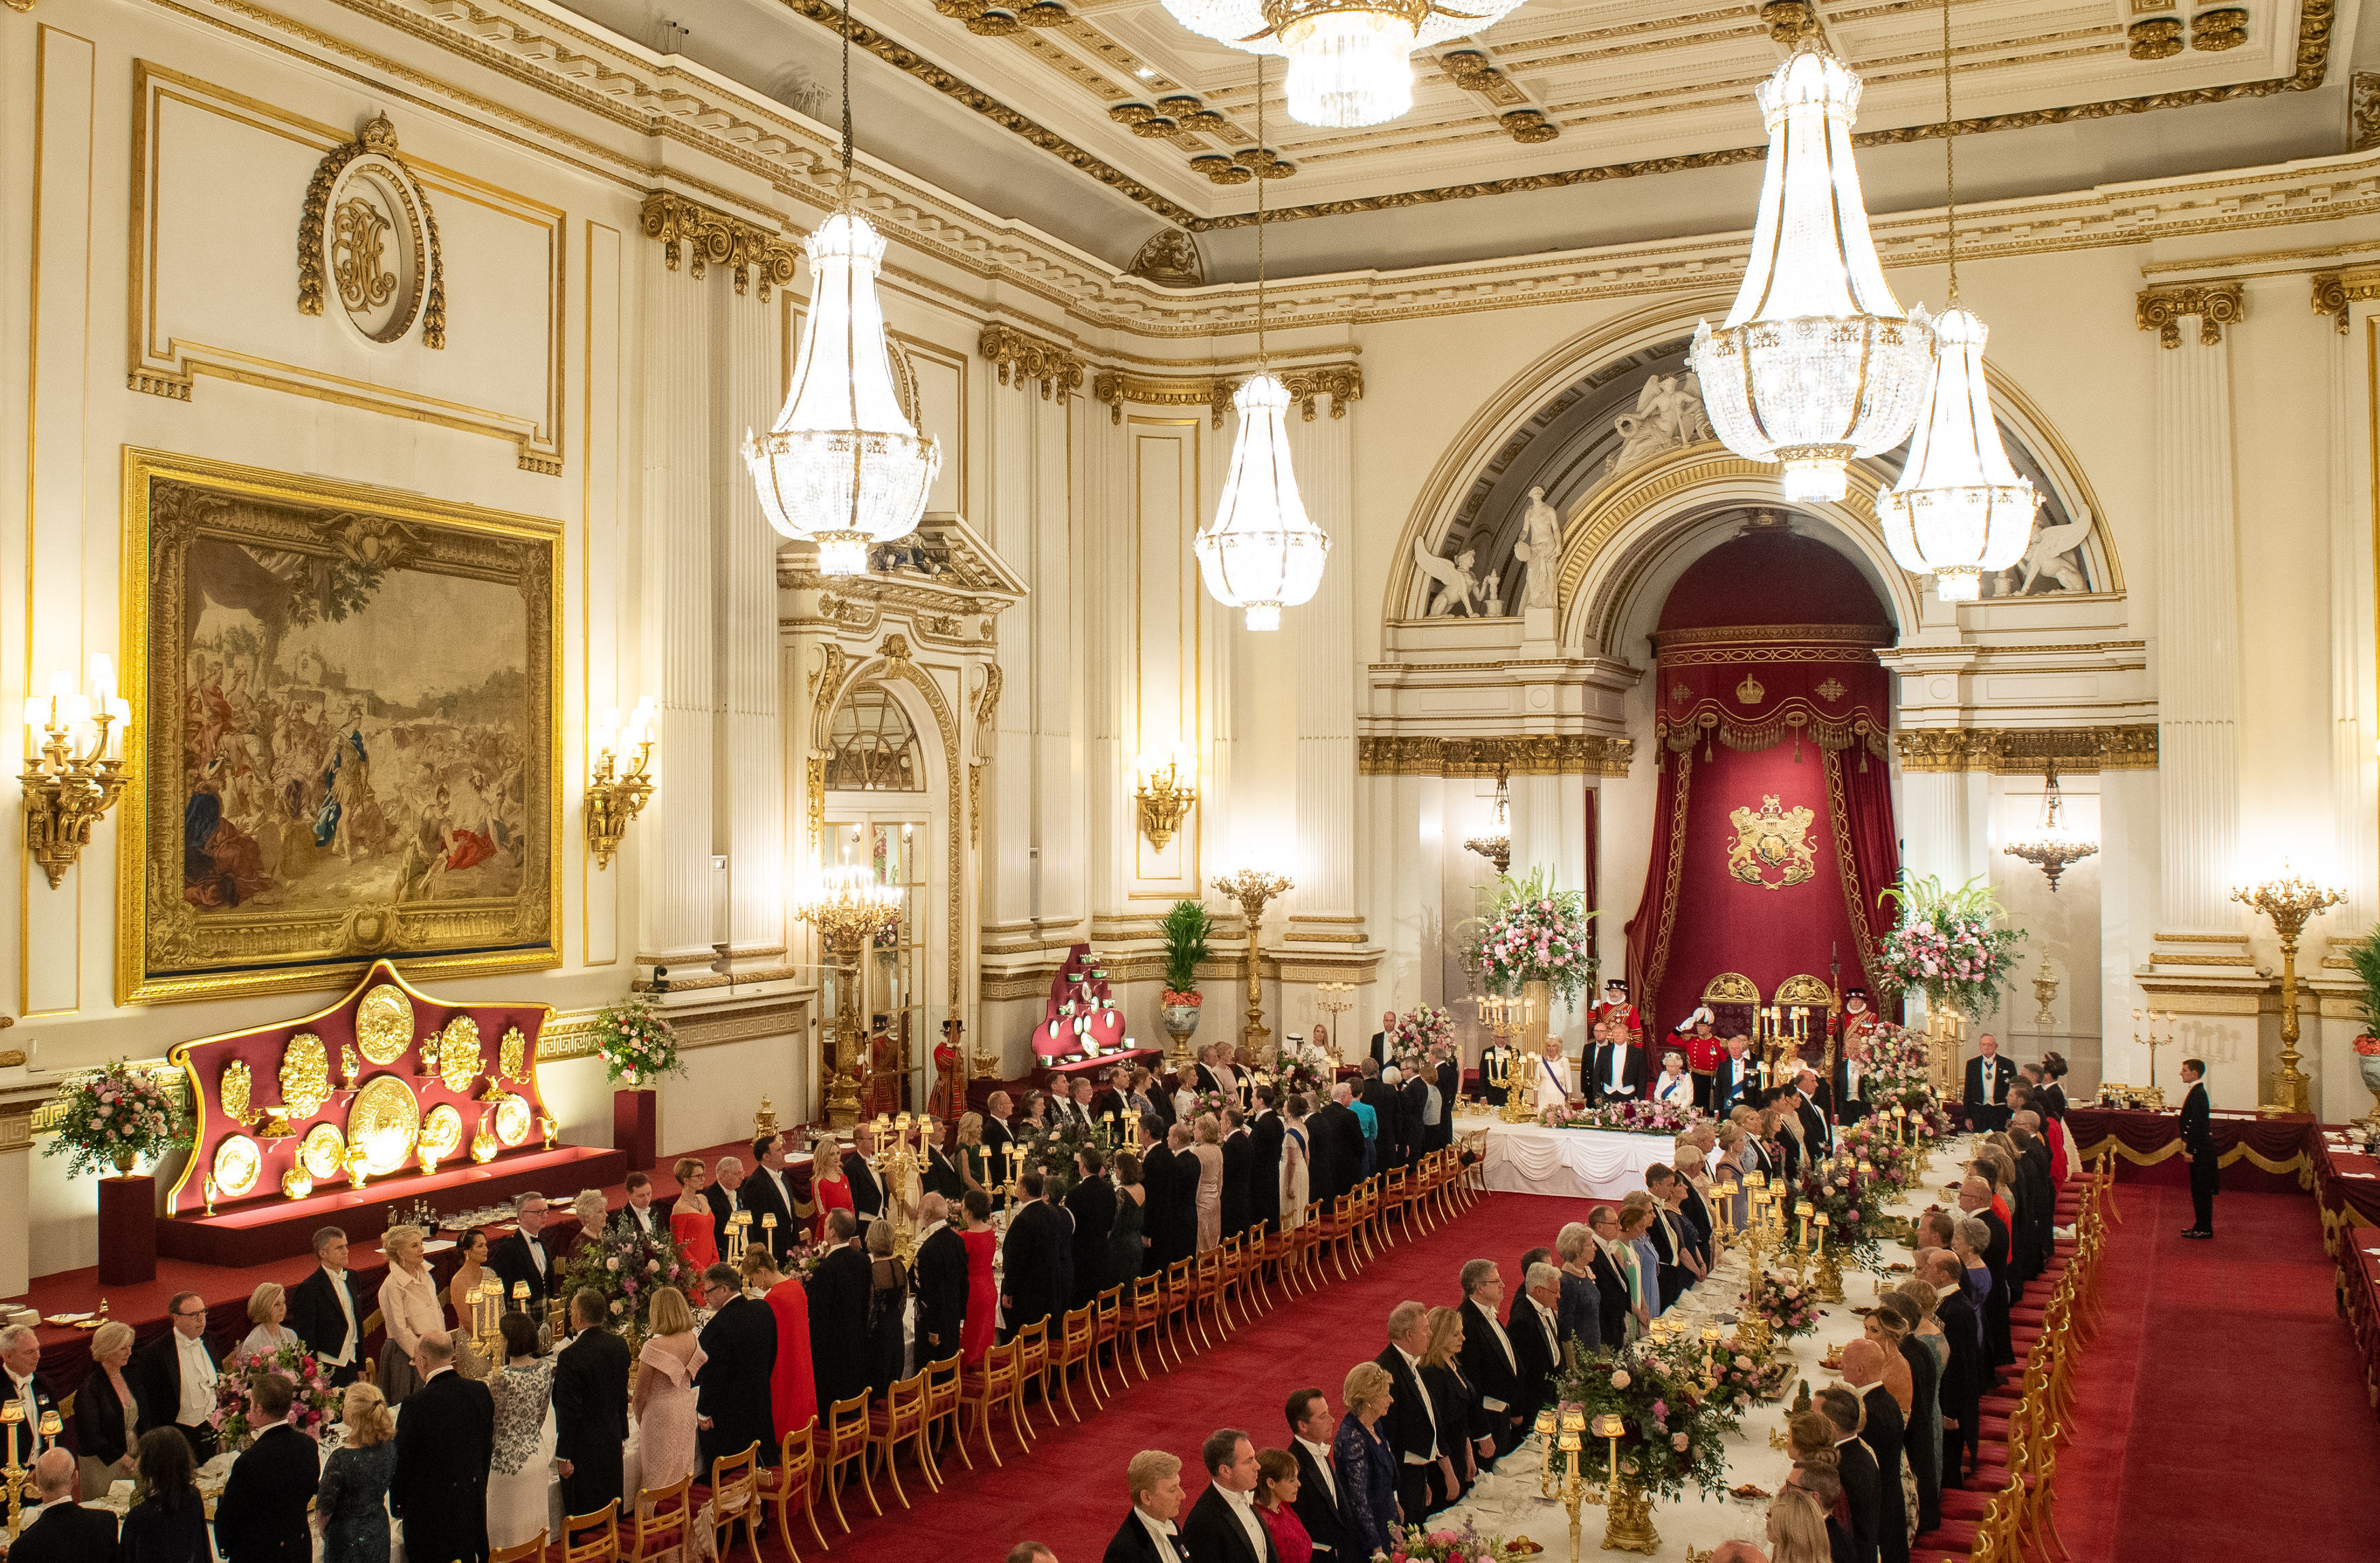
[2326,316,2376,936]
[1897,768,1986,891]
[1081,407,1129,926]
[2152,325,2243,938]
[1032,391,1085,934]
[1289,407,1359,931]
[715,282,783,959]
[637,250,717,964]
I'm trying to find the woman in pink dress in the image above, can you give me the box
[633,1285,708,1493]
[957,1190,999,1364]
[1191,1114,1226,1253]
[670,1156,719,1270]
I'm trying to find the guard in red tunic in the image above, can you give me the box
[1591,978,1644,1048]
[1833,987,1881,1120]
[1676,1006,1723,1108]
[931,1018,966,1124]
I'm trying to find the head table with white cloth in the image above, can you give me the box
[1435,1136,1972,1559]
[1476,1114,1678,1199]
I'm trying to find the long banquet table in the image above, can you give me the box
[1437,1137,1971,1558]
[2064,1105,2313,1191]
[1477,1114,1678,1199]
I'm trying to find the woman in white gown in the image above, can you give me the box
[1280,1097,1312,1229]
[1650,1050,1696,1110]
[1532,1037,1574,1116]
[484,1313,559,1549]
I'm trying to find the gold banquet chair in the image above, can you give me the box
[704,1439,764,1562]
[866,1367,938,1505]
[759,1420,830,1561]
[560,1500,621,1563]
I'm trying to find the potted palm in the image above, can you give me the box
[1159,899,1211,1045]
[2345,930,2380,1127]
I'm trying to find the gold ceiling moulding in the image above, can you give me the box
[2128,17,2184,58]
[639,192,799,299]
[2135,279,2246,346]
[1892,725,2160,774]
[2354,73,2380,152]
[1093,362,1363,425]
[1761,0,1826,45]
[1357,734,1635,778]
[2190,7,2249,50]
[1500,110,1561,145]
[979,322,1086,397]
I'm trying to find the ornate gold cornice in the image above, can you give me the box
[1093,362,1363,426]
[979,322,1085,397]
[1357,734,1634,778]
[2136,280,2246,346]
[1893,725,2159,774]
[639,191,800,299]
[2311,266,2380,332]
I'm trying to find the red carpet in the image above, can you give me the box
[2054,1184,2380,1563]
[809,1192,1580,1563]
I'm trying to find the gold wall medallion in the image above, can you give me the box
[356,985,415,1064]
[299,115,445,348]
[348,1074,421,1174]
[220,1061,253,1125]
[420,1102,464,1159]
[439,1016,483,1094]
[498,1026,526,1084]
[299,1122,347,1180]
[211,1135,262,1198]
[492,1093,532,1146]
[1727,795,1818,891]
[279,1034,332,1118]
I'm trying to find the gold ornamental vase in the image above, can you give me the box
[1815,1248,1845,1303]
[1603,1470,1659,1554]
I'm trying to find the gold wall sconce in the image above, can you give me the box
[20,658,131,889]
[586,697,656,869]
[1135,743,1198,851]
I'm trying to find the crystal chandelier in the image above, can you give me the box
[1692,39,1934,502]
[744,0,940,576]
[1158,0,1526,128]
[1875,0,2038,601]
[2002,759,2097,892]
[1194,61,1331,631]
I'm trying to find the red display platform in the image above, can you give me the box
[155,1144,628,1267]
[614,1089,657,1171]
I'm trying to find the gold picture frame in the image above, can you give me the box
[117,448,561,1005]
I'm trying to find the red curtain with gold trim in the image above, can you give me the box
[1825,744,1902,1006]
[1624,747,1693,1018]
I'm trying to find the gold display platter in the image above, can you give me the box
[299,1122,346,1180]
[438,1016,481,1094]
[349,1074,421,1175]
[355,984,415,1065]
[211,1134,260,1198]
[279,1033,331,1119]
[420,1102,464,1159]
[493,1093,532,1146]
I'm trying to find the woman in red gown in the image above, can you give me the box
[747,1250,817,1439]
[957,1190,998,1364]
[806,1135,855,1243]
[668,1155,719,1269]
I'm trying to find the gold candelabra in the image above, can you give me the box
[1214,869,1294,1057]
[868,1114,931,1262]
[2233,868,2347,1117]
[724,1209,753,1267]
[1134,745,1198,852]
[19,662,130,890]
[585,698,657,870]
[797,865,903,1131]
[1532,1405,1645,1557]
[1313,982,1353,1058]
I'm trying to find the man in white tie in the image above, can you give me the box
[610,1173,664,1241]
[132,1292,220,1461]
[0,1328,57,1469]
[1104,1447,1189,1563]
[1963,1035,2013,1133]
[1286,1389,1352,1556]
[1455,1260,1525,1458]
[1183,1429,1280,1563]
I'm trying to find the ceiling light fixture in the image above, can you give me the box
[744,0,940,575]
[1193,60,1330,630]
[1692,39,1933,502]
[1874,0,2039,601]
[1159,0,1525,128]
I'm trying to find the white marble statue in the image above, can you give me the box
[1414,536,1482,617]
[2013,511,2092,594]
[1601,371,1714,485]
[1512,485,1565,611]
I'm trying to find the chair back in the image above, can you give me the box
[1061,1303,1095,1357]
[1015,1316,1049,1369]
[627,1474,692,1562]
[492,1534,551,1563]
[883,1366,930,1428]
[709,1439,762,1517]
[779,1416,818,1482]
[825,1391,872,1460]
[923,1352,963,1415]
[560,1500,621,1563]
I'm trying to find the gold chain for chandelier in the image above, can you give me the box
[840,0,855,209]
[1942,0,1957,304]
[1256,55,1269,366]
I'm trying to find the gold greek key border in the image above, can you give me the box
[1893,725,2160,773]
[1357,734,1635,778]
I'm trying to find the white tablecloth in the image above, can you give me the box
[1480,1120,1676,1198]
[1438,1138,1973,1559]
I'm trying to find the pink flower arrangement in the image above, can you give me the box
[211,1343,341,1447]
[45,1060,189,1178]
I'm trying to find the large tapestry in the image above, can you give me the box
[120,449,559,1005]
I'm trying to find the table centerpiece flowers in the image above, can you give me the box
[45,1060,189,1178]
[210,1340,342,1448]
[1551,1333,1745,1505]
[1793,1151,1890,1269]
[1742,1270,1822,1341]
[1379,1520,1537,1562]
[1459,866,1597,1007]
[1541,1098,1693,1137]
[556,1217,694,1334]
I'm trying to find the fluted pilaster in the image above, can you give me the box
[1290,408,1358,928]
[717,281,783,955]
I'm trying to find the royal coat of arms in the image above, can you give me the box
[1727,794,1817,890]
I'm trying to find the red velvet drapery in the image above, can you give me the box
[1624,747,1693,1019]
[1825,744,1903,1003]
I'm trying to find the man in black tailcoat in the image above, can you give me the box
[1068,1149,1117,1307]
[1248,1088,1285,1233]
[390,1335,494,1563]
[1139,1120,1179,1275]
[1220,1110,1253,1237]
[284,1226,371,1389]
[1000,1171,1066,1340]
[488,1194,560,1309]
[553,1288,632,1522]
[914,1194,971,1363]
[806,1217,869,1409]
[1844,1341,1909,1563]
[1962,1035,2013,1133]
[2179,1057,2219,1238]
[1373,1303,1444,1523]
[697,1262,779,1466]
[1924,1248,1984,1483]
[1285,1389,1352,1558]
[1455,1261,1526,1458]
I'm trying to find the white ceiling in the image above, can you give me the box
[556,0,2370,274]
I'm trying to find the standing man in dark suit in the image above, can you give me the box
[1285,1388,1352,1558]
[1818,1386,1882,1563]
[133,1292,222,1462]
[922,1133,967,1202]
[1183,1428,1282,1563]
[806,1214,870,1409]
[1220,1110,1253,1237]
[741,1134,796,1256]
[1843,1341,1909,1563]
[1138,1120,1179,1275]
[212,1375,314,1563]
[1455,1261,1525,1458]
[1374,1301,1445,1522]
[610,1173,668,1243]
[390,1335,494,1563]
[1586,1020,1646,1106]
[286,1227,370,1388]
[1249,1088,1286,1233]
[1104,1449,1189,1563]
[552,1288,631,1522]
[1962,1035,2013,1133]
[1712,1032,1758,1112]
[1922,1248,1984,1483]
[2179,1057,2219,1238]
[981,1092,1018,1166]
[0,1326,62,1471]
[1508,1263,1563,1435]
[844,1131,889,1237]
[1069,1148,1118,1307]
[703,1156,751,1252]
[1370,1010,1396,1074]
[488,1194,559,1309]
[914,1194,970,1363]
[1000,1171,1065,1340]
[1585,1207,1634,1346]
[7,1449,118,1563]
[694,1263,778,1468]
[1791,1071,1832,1152]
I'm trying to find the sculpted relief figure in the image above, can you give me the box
[1413,537,1482,617]
[2011,512,2092,594]
[1600,371,1714,486]
[1512,485,1566,611]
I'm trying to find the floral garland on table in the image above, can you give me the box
[44,1061,190,1178]
[1550,1333,1744,1503]
[1743,1270,1822,1340]
[1873,874,2026,1022]
[594,993,685,1086]
[554,1216,694,1333]
[211,1341,342,1448]
[1541,1097,1692,1137]
[1380,1521,1535,1562]
[1459,866,1598,1007]
[1792,1150,1889,1266]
